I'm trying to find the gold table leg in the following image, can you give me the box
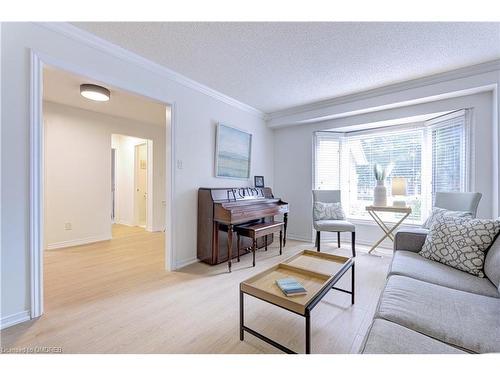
[368,211,395,241]
[368,211,410,255]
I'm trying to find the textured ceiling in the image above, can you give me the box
[44,66,167,126]
[72,22,500,113]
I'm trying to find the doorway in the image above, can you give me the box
[111,134,154,231]
[30,56,174,319]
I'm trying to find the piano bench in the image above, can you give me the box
[234,221,284,267]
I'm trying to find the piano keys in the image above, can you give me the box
[197,187,289,271]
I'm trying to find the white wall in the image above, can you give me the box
[1,23,273,322]
[43,102,165,248]
[111,134,151,228]
[274,92,496,246]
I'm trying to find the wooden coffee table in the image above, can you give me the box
[239,250,354,354]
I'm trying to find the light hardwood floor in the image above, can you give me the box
[0,225,391,354]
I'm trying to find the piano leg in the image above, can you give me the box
[283,213,288,247]
[213,221,219,265]
[237,233,241,262]
[279,230,283,255]
[227,224,233,273]
[252,239,256,267]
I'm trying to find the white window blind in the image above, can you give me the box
[344,127,423,222]
[314,132,341,190]
[426,111,468,203]
[313,109,470,224]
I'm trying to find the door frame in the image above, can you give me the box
[111,147,116,223]
[29,50,176,319]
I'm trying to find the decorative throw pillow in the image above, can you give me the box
[422,207,472,229]
[419,216,500,277]
[313,202,346,221]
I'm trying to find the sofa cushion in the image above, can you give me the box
[313,219,355,232]
[361,318,466,354]
[484,235,500,292]
[376,275,500,353]
[419,216,500,277]
[389,250,499,298]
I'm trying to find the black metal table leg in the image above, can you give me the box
[240,290,244,340]
[239,260,354,355]
[305,310,311,354]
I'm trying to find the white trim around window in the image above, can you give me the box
[314,109,472,224]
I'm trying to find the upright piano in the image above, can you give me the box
[197,187,289,271]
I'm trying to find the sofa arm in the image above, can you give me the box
[394,228,429,253]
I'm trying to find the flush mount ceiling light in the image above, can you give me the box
[80,84,110,102]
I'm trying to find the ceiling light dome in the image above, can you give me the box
[80,84,110,102]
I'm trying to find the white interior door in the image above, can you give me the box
[135,143,148,227]
[111,148,116,222]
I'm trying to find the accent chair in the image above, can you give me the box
[433,192,482,218]
[312,190,356,257]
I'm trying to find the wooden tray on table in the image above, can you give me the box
[240,250,352,315]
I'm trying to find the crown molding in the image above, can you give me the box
[36,22,265,119]
[267,59,500,125]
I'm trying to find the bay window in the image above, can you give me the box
[314,110,470,224]
[314,132,341,190]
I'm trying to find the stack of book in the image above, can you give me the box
[276,277,307,296]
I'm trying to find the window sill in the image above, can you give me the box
[346,217,422,228]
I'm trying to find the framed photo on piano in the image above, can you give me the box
[215,123,252,179]
[254,175,265,188]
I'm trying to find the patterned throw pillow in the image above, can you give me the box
[422,207,472,229]
[313,202,346,221]
[420,216,500,277]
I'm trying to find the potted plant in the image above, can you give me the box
[373,163,393,206]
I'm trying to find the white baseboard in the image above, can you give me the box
[353,237,391,249]
[287,232,392,251]
[286,233,314,243]
[115,220,160,232]
[114,219,135,227]
[1,310,30,330]
[174,257,199,270]
[321,234,392,250]
[46,234,111,250]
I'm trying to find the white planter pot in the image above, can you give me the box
[373,181,387,206]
